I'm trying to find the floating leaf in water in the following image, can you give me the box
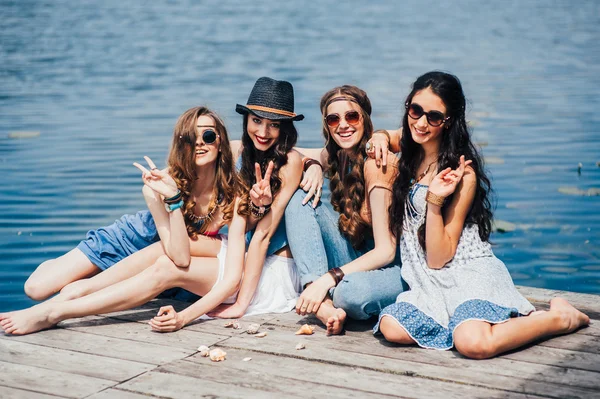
[558,187,600,196]
[8,131,40,139]
[484,156,504,165]
[493,220,516,233]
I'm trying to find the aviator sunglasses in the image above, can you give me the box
[325,110,361,128]
[406,103,450,127]
[198,129,219,144]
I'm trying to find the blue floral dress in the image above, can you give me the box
[374,183,535,350]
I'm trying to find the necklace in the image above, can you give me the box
[188,190,221,228]
[410,160,437,187]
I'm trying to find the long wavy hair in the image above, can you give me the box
[167,106,236,239]
[321,85,374,249]
[237,114,298,217]
[389,71,493,249]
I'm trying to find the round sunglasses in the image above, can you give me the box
[406,103,449,127]
[198,129,219,144]
[325,110,361,128]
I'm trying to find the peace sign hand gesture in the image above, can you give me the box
[428,155,472,199]
[133,156,179,199]
[250,161,274,207]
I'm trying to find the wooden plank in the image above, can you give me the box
[0,386,63,399]
[517,286,600,314]
[103,298,279,336]
[218,324,600,398]
[2,327,193,365]
[87,388,157,399]
[61,315,229,351]
[0,339,153,382]
[116,369,288,399]
[0,361,114,399]
[158,359,389,399]
[185,348,544,399]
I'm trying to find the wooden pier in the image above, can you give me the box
[1,286,599,398]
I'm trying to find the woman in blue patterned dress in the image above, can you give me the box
[376,71,589,359]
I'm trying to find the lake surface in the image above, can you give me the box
[1,0,599,311]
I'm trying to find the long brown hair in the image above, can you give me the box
[167,106,236,239]
[236,114,298,217]
[321,86,374,249]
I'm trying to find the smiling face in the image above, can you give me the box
[246,115,281,151]
[195,115,220,168]
[408,87,448,148]
[325,100,364,152]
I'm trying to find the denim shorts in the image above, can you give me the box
[76,210,159,270]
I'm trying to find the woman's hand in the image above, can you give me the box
[295,274,335,315]
[300,164,324,208]
[250,161,274,207]
[133,156,178,198]
[365,131,390,166]
[149,305,185,333]
[207,302,247,319]
[428,156,472,199]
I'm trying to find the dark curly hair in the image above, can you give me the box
[320,85,374,249]
[167,106,236,239]
[389,71,494,249]
[236,114,298,217]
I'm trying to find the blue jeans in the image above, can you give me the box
[284,189,406,320]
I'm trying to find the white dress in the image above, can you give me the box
[374,184,535,350]
[215,236,301,317]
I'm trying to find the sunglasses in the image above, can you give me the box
[406,103,449,127]
[198,129,219,145]
[325,110,361,128]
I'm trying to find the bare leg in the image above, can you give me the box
[379,315,417,345]
[54,236,222,302]
[453,298,590,359]
[314,296,347,336]
[0,255,220,335]
[52,242,166,302]
[25,249,99,301]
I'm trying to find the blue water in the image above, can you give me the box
[1,0,599,311]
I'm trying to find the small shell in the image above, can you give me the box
[209,348,227,362]
[242,357,252,362]
[295,342,306,350]
[246,323,261,334]
[295,324,315,335]
[224,321,241,329]
[255,332,267,338]
[197,345,210,357]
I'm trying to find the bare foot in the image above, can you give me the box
[550,297,590,333]
[315,300,346,335]
[0,304,57,335]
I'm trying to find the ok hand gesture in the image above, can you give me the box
[428,155,472,199]
[250,161,274,207]
[133,156,179,198]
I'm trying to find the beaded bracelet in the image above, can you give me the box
[425,191,446,207]
[249,200,271,219]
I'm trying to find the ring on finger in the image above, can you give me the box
[316,186,322,196]
[365,141,373,152]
